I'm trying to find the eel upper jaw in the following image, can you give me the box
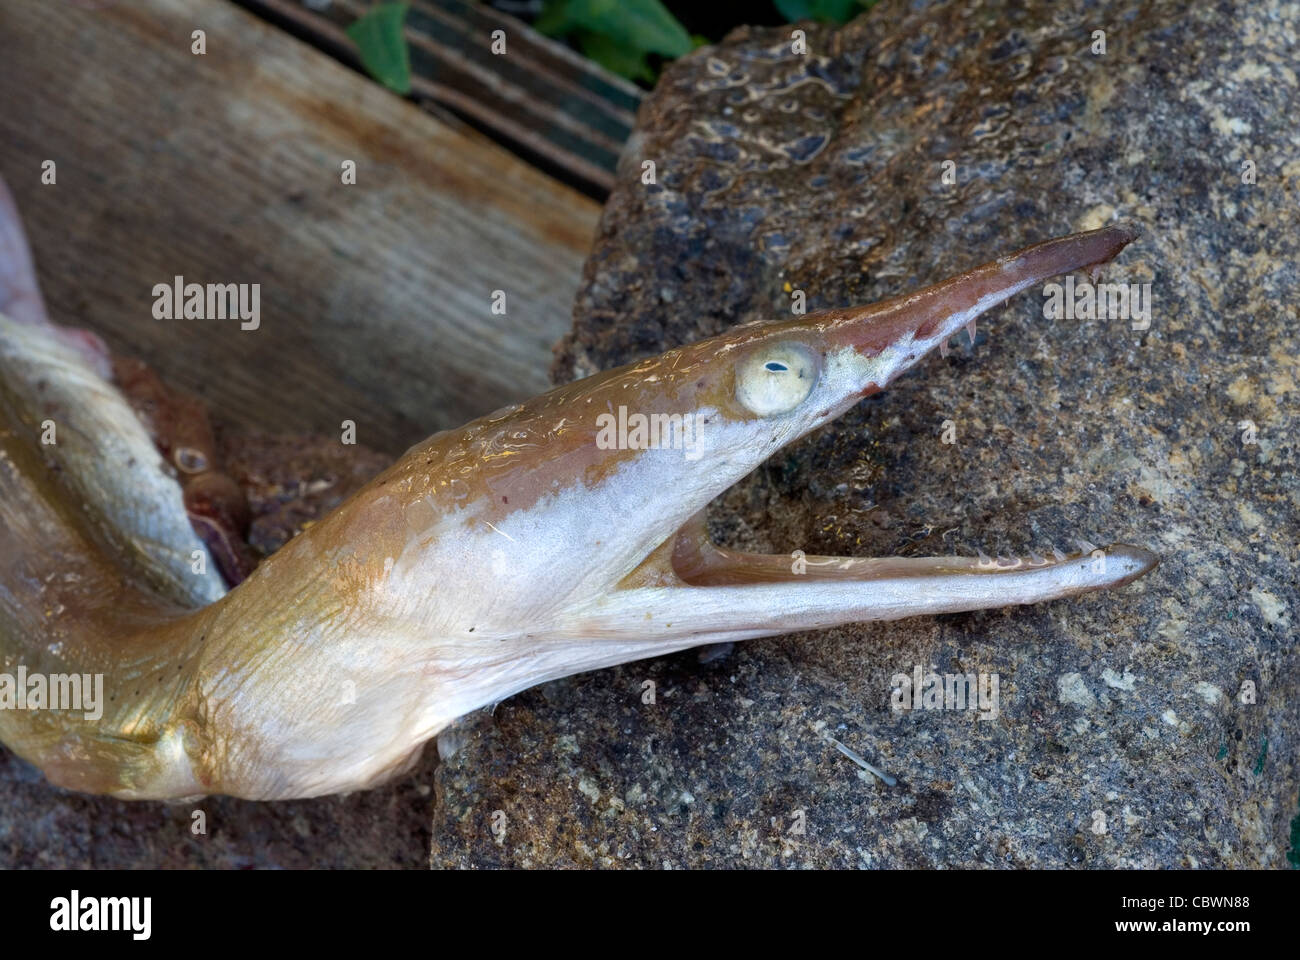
[546,225,1157,654]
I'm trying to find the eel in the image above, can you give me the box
[0,211,1156,800]
[112,355,258,587]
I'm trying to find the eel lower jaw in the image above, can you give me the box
[550,519,1158,655]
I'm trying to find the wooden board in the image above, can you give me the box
[0,0,602,454]
[242,0,644,198]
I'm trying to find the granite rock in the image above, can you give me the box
[0,747,438,868]
[430,0,1298,867]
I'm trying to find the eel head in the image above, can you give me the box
[305,224,1159,759]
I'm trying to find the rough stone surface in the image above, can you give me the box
[0,746,438,868]
[431,0,1298,867]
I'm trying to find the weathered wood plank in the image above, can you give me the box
[242,0,643,197]
[0,0,601,454]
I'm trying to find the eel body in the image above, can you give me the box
[0,224,1156,800]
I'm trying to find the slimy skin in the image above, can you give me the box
[0,212,1156,800]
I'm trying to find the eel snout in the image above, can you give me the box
[819,224,1141,402]
[561,224,1156,645]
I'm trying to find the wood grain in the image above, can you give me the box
[242,0,643,197]
[0,0,601,454]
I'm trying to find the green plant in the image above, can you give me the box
[535,0,697,83]
[347,2,412,95]
[774,0,877,24]
[347,0,879,94]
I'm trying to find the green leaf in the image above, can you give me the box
[774,0,813,19]
[346,2,412,95]
[775,0,871,24]
[578,30,655,82]
[533,0,576,37]
[567,0,692,58]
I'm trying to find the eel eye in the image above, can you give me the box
[735,342,818,416]
[174,446,209,474]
